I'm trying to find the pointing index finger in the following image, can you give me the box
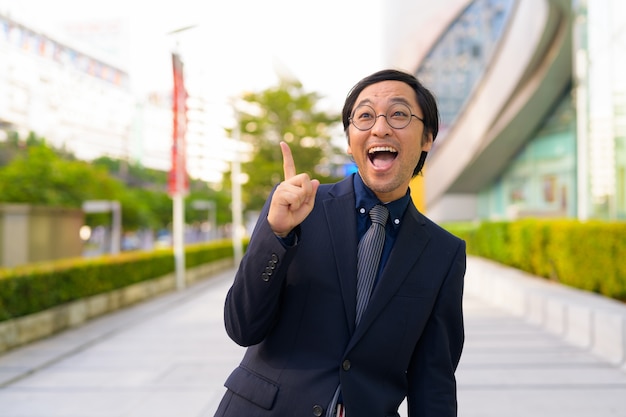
[280,141,296,180]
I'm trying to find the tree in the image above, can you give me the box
[92,156,232,228]
[231,78,345,212]
[0,143,123,208]
[0,134,234,236]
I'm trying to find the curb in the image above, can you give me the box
[0,258,234,354]
[465,256,626,369]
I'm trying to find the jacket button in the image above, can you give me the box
[342,360,351,371]
[261,273,269,282]
[312,404,324,416]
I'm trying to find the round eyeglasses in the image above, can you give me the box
[349,103,424,131]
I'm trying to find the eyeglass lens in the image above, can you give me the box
[351,103,414,130]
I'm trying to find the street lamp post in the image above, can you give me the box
[191,200,216,240]
[168,25,196,290]
[82,200,121,254]
[231,113,244,265]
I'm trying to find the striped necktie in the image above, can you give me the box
[327,205,389,417]
[355,204,389,325]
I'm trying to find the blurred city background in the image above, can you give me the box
[0,0,388,264]
[1,0,624,266]
[1,0,626,415]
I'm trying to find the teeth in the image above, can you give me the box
[368,146,397,154]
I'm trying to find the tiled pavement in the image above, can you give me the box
[0,259,624,416]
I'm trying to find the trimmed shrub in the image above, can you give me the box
[443,220,626,302]
[0,239,237,321]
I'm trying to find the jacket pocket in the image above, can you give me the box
[224,366,279,410]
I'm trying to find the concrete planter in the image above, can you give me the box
[0,258,233,354]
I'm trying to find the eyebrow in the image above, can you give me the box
[355,97,414,108]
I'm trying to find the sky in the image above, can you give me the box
[1,0,386,113]
[0,0,389,181]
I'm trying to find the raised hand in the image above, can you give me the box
[267,141,320,237]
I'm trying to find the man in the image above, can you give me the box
[215,69,466,417]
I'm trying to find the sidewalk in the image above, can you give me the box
[458,290,625,416]
[0,259,624,416]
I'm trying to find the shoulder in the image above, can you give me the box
[409,204,465,248]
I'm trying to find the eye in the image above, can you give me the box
[354,105,375,120]
[388,104,410,120]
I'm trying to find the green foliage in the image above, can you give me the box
[0,143,124,207]
[0,250,173,320]
[122,187,172,229]
[473,221,511,264]
[508,219,553,278]
[233,79,344,211]
[547,221,624,295]
[0,132,22,166]
[185,239,241,268]
[186,188,232,226]
[0,240,236,321]
[443,219,626,301]
[92,156,168,187]
[0,133,232,232]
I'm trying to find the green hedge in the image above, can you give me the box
[444,220,626,301]
[0,239,241,322]
[185,240,237,268]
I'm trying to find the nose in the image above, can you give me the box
[371,114,392,136]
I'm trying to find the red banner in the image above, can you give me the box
[168,52,189,195]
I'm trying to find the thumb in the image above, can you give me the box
[311,179,320,194]
[306,179,320,204]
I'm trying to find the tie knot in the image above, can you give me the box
[369,204,389,226]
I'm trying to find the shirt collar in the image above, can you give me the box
[353,173,411,229]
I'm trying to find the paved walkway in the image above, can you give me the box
[0,259,625,416]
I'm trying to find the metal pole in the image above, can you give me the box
[173,55,186,290]
[574,6,590,221]
[167,28,194,290]
[208,201,216,240]
[232,160,244,265]
[111,201,121,255]
[173,192,185,290]
[232,115,244,264]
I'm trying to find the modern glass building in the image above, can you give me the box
[388,0,625,221]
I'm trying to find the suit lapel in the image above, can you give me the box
[348,204,431,346]
[323,178,358,334]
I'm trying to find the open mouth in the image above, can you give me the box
[368,146,398,169]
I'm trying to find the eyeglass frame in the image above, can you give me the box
[348,103,425,131]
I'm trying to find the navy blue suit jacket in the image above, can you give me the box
[215,175,466,417]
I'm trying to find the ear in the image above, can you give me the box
[422,132,433,152]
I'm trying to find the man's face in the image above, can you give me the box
[347,80,432,202]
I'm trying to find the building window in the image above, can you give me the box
[416,0,515,132]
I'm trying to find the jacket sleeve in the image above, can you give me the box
[223,195,300,347]
[406,239,466,417]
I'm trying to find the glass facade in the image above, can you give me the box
[415,0,625,221]
[415,0,515,132]
[477,0,626,221]
[477,91,577,219]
